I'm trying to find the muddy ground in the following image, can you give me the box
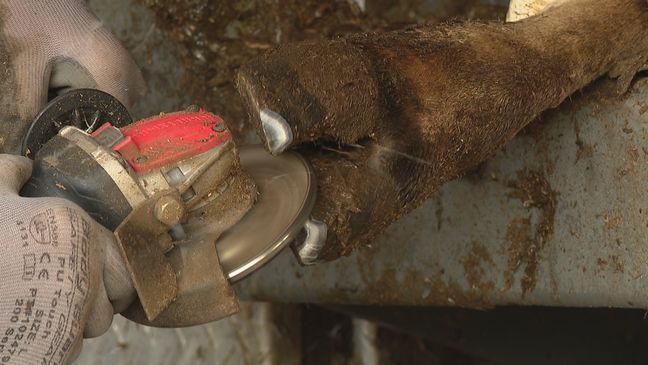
[138,0,507,143]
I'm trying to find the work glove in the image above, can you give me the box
[237,0,647,261]
[0,0,145,154]
[0,0,143,363]
[0,154,134,364]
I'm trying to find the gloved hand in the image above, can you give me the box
[0,0,143,362]
[236,0,647,260]
[0,0,145,153]
[0,154,134,364]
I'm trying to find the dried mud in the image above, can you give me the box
[354,244,495,308]
[359,268,494,309]
[463,242,496,294]
[505,170,557,295]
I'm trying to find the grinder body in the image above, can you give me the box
[21,104,247,326]
[18,89,318,327]
[21,109,236,232]
[22,134,132,230]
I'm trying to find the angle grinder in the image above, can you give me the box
[20,89,317,327]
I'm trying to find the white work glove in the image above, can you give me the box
[0,155,134,364]
[0,0,143,363]
[0,0,145,153]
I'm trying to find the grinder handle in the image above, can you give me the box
[20,135,133,231]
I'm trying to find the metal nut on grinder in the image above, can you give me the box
[154,195,185,226]
[20,89,317,327]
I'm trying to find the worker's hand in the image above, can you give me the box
[237,0,647,260]
[0,154,134,364]
[0,0,145,154]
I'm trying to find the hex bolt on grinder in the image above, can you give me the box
[20,89,319,327]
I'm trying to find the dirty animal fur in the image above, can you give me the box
[237,0,648,259]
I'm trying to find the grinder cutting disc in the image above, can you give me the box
[217,145,316,282]
[23,88,315,284]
